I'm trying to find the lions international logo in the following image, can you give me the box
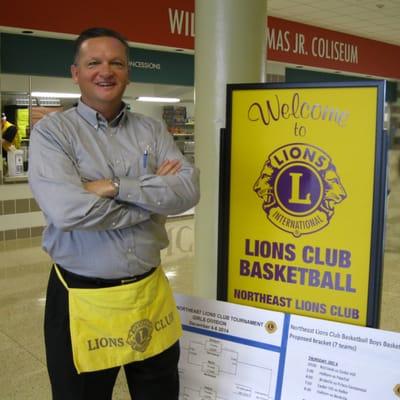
[253,143,346,237]
[126,319,153,352]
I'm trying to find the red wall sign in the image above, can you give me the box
[0,0,195,50]
[267,17,400,80]
[1,1,400,79]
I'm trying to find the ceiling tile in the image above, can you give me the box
[268,0,400,45]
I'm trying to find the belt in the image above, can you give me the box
[55,264,157,288]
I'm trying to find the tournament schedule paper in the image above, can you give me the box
[175,294,400,400]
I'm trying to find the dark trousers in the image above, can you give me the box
[44,266,180,400]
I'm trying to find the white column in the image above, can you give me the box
[194,0,268,298]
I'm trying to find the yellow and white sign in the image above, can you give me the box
[222,83,386,327]
[176,293,400,400]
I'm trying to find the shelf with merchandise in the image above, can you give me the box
[162,105,195,162]
[162,105,194,134]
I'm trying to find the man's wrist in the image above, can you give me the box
[111,176,120,197]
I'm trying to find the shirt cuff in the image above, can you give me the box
[117,175,141,203]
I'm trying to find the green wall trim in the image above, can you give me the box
[286,67,397,102]
[1,33,194,86]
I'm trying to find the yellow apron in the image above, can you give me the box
[54,266,182,374]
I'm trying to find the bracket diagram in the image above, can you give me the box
[179,335,277,400]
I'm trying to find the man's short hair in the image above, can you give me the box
[73,27,130,64]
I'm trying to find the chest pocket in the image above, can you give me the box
[124,143,157,177]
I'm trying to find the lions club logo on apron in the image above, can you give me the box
[254,143,346,237]
[127,319,153,352]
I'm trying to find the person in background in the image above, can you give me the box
[28,27,200,400]
[1,112,20,158]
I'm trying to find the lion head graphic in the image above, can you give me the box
[321,165,347,217]
[253,160,276,209]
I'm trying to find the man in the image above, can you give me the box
[28,27,199,400]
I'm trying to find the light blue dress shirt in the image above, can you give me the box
[28,100,200,278]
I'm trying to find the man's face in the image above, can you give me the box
[71,36,129,113]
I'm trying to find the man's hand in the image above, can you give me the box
[83,179,116,198]
[156,159,182,176]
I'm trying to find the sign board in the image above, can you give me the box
[3,1,400,79]
[176,293,400,400]
[218,82,387,327]
[267,16,400,80]
[0,33,194,86]
[0,0,195,50]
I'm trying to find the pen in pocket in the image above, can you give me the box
[143,148,149,169]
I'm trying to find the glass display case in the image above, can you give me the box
[1,84,77,183]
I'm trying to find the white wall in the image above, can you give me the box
[127,100,164,120]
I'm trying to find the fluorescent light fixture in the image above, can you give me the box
[136,96,180,103]
[31,91,81,98]
[165,271,177,279]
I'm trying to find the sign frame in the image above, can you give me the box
[217,81,387,328]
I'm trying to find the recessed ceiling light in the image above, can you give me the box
[31,91,81,98]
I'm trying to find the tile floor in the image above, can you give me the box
[0,156,399,399]
[0,215,196,399]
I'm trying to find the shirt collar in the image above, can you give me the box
[76,100,128,130]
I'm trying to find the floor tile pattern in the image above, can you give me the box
[0,167,399,398]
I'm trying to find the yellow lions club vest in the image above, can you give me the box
[54,265,182,373]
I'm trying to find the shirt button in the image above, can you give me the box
[127,194,132,198]
[157,201,161,205]
[112,222,116,226]
[116,160,120,164]
[127,248,132,253]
